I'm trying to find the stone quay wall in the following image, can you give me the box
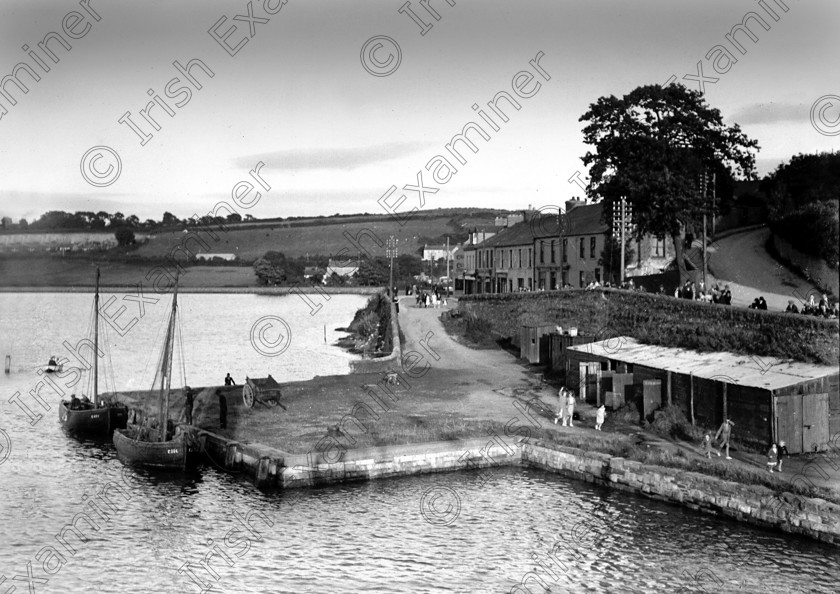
[199,430,839,545]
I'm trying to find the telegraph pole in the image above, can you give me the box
[446,236,450,286]
[386,235,397,296]
[612,197,633,284]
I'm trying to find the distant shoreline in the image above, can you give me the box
[0,286,383,294]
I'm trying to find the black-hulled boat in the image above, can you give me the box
[58,269,128,435]
[113,277,199,470]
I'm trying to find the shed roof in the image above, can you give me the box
[567,337,839,391]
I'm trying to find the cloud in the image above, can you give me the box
[234,141,432,172]
[729,103,808,126]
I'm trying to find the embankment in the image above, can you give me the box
[198,431,840,544]
[458,289,839,365]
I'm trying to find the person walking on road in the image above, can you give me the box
[776,441,789,472]
[767,443,778,472]
[554,388,565,424]
[715,418,734,459]
[595,405,606,430]
[702,433,719,458]
[225,373,236,386]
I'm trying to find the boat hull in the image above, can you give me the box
[59,402,128,435]
[113,428,199,471]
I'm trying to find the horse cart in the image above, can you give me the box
[242,375,286,409]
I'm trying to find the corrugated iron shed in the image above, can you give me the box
[567,338,838,391]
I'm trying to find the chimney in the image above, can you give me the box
[565,199,584,213]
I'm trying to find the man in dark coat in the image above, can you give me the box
[184,386,194,425]
[217,389,227,429]
[224,373,236,386]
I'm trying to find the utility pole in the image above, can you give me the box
[611,197,634,284]
[446,236,450,286]
[702,172,708,288]
[386,235,397,296]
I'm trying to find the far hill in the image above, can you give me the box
[132,208,514,261]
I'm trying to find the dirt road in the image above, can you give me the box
[709,227,826,311]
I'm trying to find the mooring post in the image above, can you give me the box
[4,355,9,374]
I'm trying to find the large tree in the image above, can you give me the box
[579,83,759,283]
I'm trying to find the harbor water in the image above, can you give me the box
[1,293,838,593]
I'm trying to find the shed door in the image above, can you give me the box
[775,395,803,454]
[802,393,829,453]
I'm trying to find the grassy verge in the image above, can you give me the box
[459,289,839,365]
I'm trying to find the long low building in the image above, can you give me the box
[565,338,840,453]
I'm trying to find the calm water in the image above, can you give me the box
[1,293,839,593]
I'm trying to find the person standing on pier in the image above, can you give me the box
[217,389,228,429]
[225,373,236,386]
[184,386,194,426]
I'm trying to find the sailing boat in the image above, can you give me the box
[58,269,128,434]
[112,276,200,470]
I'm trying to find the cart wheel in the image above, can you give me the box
[243,384,255,408]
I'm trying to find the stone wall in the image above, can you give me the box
[199,428,840,544]
[522,441,840,545]
[772,234,839,297]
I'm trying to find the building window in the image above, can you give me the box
[562,239,568,263]
[579,271,585,287]
[540,241,544,264]
[517,249,521,268]
[528,248,532,268]
[550,240,555,263]
[654,236,665,257]
[579,238,585,259]
[590,237,596,258]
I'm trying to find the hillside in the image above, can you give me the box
[132,208,505,261]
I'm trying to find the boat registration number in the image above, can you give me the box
[91,414,100,419]
[167,449,179,454]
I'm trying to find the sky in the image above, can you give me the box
[0,0,837,223]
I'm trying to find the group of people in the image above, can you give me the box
[785,294,838,318]
[702,418,790,473]
[553,387,607,430]
[673,280,733,304]
[67,394,94,410]
[748,296,768,310]
[179,373,235,429]
[415,289,447,308]
[702,418,734,459]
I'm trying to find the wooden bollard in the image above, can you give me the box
[4,355,9,374]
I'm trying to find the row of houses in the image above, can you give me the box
[460,200,676,294]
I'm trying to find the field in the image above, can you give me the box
[129,210,496,261]
[0,257,256,288]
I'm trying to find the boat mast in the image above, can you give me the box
[157,276,179,441]
[94,267,100,402]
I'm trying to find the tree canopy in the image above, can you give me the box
[579,83,759,282]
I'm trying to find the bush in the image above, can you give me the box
[650,405,704,442]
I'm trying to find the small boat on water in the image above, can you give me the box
[113,276,200,471]
[44,356,63,373]
[58,269,128,435]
